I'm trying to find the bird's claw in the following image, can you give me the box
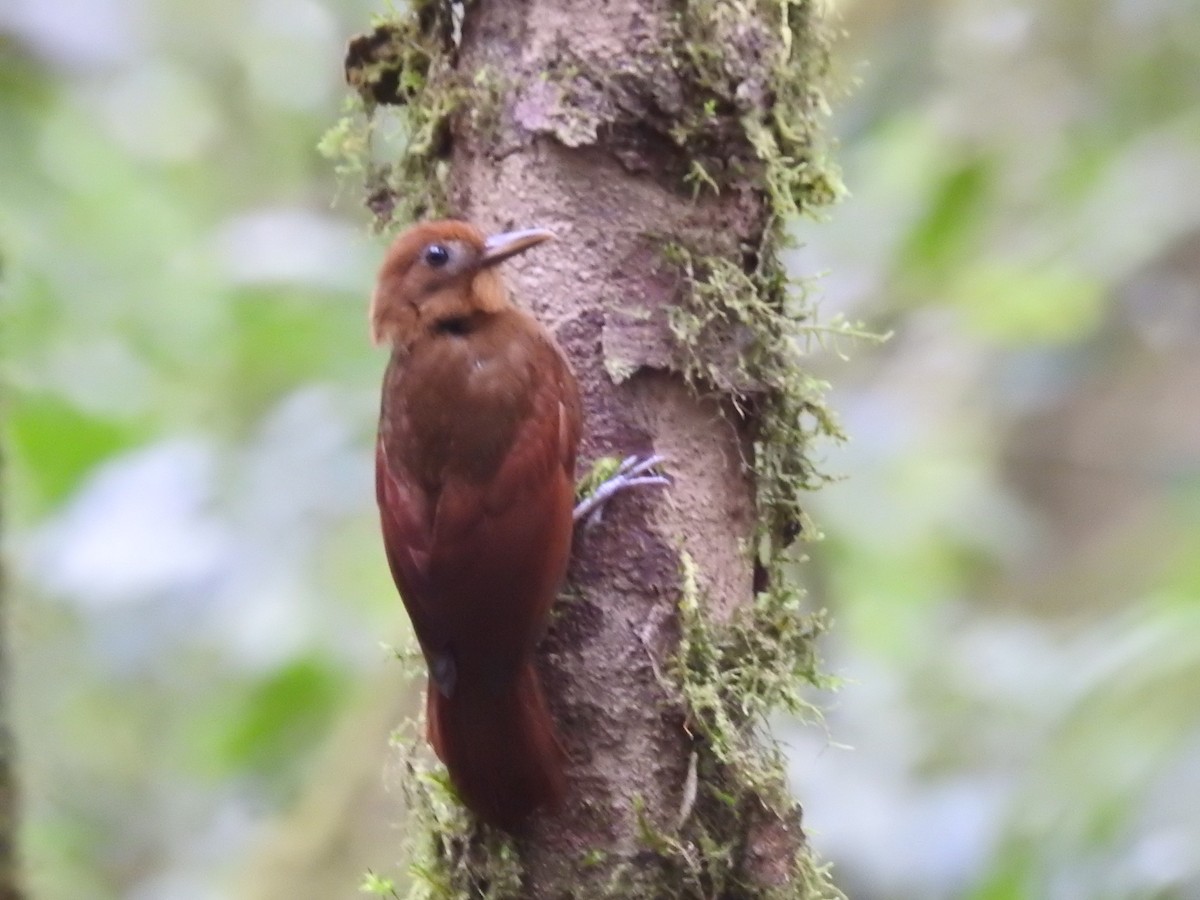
[573,454,669,529]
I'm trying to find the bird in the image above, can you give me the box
[371,219,665,830]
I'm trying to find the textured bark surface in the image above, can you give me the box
[448,3,768,892]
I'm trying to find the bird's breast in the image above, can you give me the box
[381,327,538,486]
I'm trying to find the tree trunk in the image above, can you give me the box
[336,1,844,897]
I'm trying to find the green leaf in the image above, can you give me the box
[227,286,368,423]
[900,156,993,282]
[952,263,1104,344]
[6,393,147,515]
[211,658,349,777]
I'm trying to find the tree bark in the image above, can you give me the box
[338,1,842,896]
[450,6,772,895]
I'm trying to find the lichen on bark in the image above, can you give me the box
[328,1,856,897]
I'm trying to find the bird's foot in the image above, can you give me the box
[573,454,669,529]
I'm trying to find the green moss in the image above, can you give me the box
[625,0,869,568]
[465,65,513,145]
[590,553,844,900]
[676,553,830,804]
[390,724,525,900]
[359,870,401,897]
[320,6,467,231]
[575,455,623,502]
[583,552,845,900]
[661,238,876,562]
[668,0,844,214]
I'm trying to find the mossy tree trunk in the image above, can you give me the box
[337,1,844,897]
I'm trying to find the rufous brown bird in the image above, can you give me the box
[372,220,663,830]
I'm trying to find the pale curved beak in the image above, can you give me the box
[480,228,556,267]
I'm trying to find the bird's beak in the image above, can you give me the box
[480,228,556,268]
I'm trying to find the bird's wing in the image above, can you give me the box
[376,347,580,673]
[375,435,442,650]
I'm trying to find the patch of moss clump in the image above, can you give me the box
[668,0,844,215]
[662,238,874,560]
[320,4,461,230]
[586,551,843,900]
[381,724,525,900]
[675,553,829,806]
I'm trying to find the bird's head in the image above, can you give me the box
[370,219,555,346]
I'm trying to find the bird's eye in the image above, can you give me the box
[424,244,451,268]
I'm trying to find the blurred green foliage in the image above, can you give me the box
[2,0,1200,898]
[206,658,351,779]
[8,397,148,513]
[2,0,397,896]
[782,1,1200,898]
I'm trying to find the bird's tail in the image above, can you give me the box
[426,660,566,830]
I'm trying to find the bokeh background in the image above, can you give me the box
[3,0,1198,898]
